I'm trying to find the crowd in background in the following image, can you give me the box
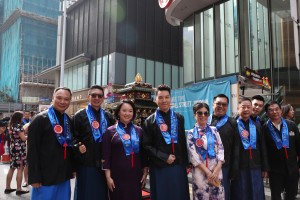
[0,84,299,200]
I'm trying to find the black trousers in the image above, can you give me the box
[269,171,299,200]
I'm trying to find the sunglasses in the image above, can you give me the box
[196,111,209,116]
[90,93,103,98]
[214,102,228,107]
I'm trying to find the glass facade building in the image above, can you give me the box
[166,0,300,123]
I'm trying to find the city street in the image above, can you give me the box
[0,161,289,200]
[0,163,75,200]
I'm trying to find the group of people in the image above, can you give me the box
[1,84,299,200]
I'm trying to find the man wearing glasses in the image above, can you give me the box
[208,94,240,200]
[262,101,300,200]
[73,85,115,200]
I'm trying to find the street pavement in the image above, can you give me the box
[0,162,298,200]
[0,162,75,200]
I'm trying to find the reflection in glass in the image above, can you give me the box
[183,16,194,84]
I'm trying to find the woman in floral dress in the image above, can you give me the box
[5,111,28,195]
[187,102,225,200]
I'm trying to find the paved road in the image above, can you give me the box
[0,162,75,200]
[0,162,299,200]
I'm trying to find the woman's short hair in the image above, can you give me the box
[114,100,136,121]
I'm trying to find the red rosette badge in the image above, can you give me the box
[241,130,249,138]
[54,125,63,134]
[92,121,100,129]
[122,134,131,141]
[160,124,168,132]
[195,138,204,148]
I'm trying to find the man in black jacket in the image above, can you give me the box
[72,85,115,200]
[142,84,190,200]
[262,101,300,200]
[28,87,74,200]
[209,94,240,200]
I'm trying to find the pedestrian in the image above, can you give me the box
[187,102,225,200]
[208,94,240,200]
[281,104,295,121]
[251,95,265,126]
[23,111,31,124]
[5,111,28,195]
[102,100,148,200]
[27,87,75,200]
[262,101,300,200]
[231,97,268,200]
[142,84,190,200]
[72,85,115,200]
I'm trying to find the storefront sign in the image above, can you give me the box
[158,0,173,9]
[171,81,231,129]
[244,67,271,89]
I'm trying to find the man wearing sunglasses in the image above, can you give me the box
[72,85,115,200]
[208,94,240,200]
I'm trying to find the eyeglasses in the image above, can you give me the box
[90,93,103,98]
[214,102,228,107]
[196,111,209,116]
[268,108,280,113]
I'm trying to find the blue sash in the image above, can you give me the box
[208,115,229,130]
[116,122,139,156]
[155,109,178,145]
[237,118,257,150]
[267,118,289,150]
[255,116,261,125]
[47,106,72,147]
[85,104,107,142]
[192,125,216,160]
[23,118,30,124]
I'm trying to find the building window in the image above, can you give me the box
[215,0,239,76]
[155,61,163,87]
[164,63,171,86]
[102,55,108,86]
[126,55,136,83]
[146,60,155,86]
[172,65,179,89]
[183,16,194,84]
[96,57,102,85]
[83,64,89,89]
[90,60,96,85]
[137,58,146,79]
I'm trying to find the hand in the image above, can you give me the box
[141,167,149,188]
[78,142,86,154]
[166,154,176,164]
[211,165,221,181]
[106,177,115,192]
[31,183,42,188]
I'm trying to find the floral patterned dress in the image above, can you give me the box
[187,124,225,200]
[10,124,27,168]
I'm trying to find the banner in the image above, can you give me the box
[171,81,231,130]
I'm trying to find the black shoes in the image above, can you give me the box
[4,188,16,194]
[16,190,29,195]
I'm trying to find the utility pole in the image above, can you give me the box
[60,0,67,87]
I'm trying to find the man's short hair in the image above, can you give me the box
[264,101,281,113]
[155,84,171,96]
[238,97,252,104]
[53,87,72,97]
[89,85,104,95]
[252,95,265,103]
[213,94,229,104]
